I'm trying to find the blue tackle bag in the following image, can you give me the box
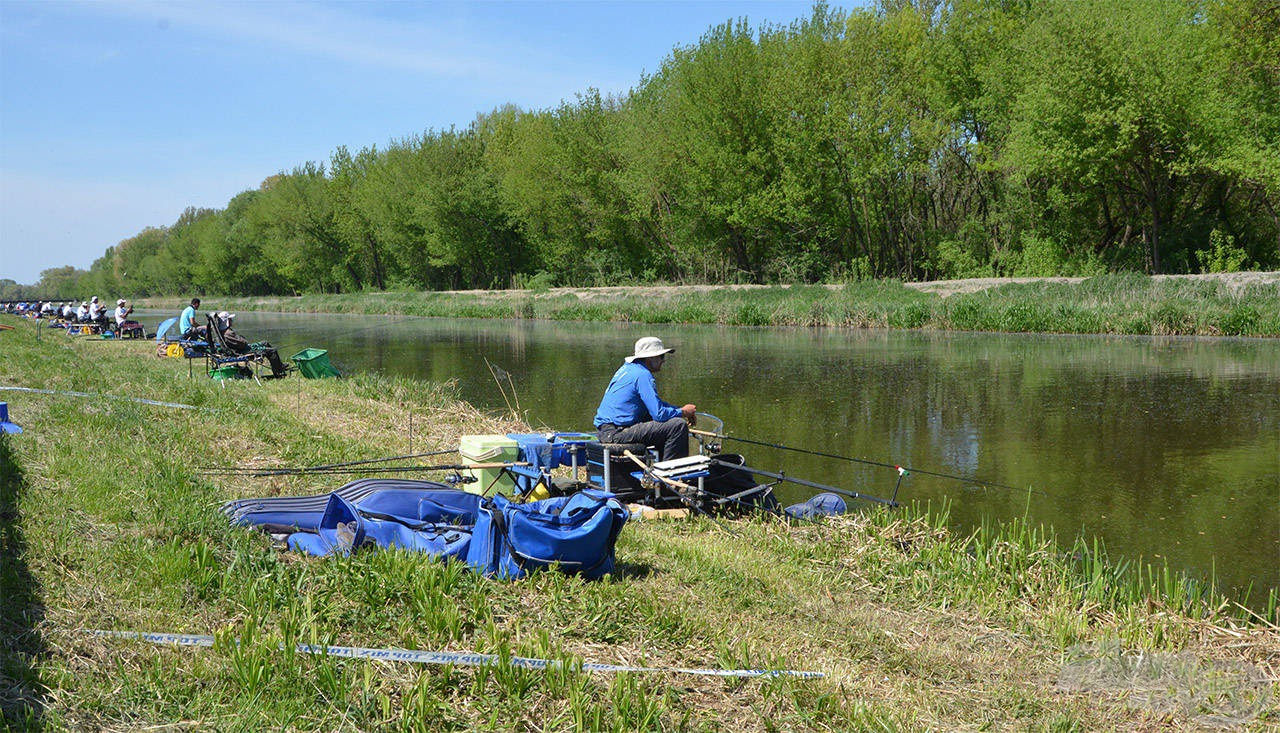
[287,490,479,559]
[466,489,628,580]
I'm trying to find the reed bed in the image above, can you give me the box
[142,273,1280,337]
[1,316,1276,730]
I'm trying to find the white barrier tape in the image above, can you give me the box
[86,630,824,679]
[0,386,203,410]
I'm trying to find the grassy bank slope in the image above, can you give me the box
[1,316,1276,730]
[145,273,1280,337]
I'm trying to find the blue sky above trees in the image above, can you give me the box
[0,0,831,284]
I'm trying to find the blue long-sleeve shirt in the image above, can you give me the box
[594,362,681,428]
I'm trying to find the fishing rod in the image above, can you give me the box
[691,427,1053,500]
[288,449,458,473]
[197,461,527,478]
[709,458,898,508]
[195,449,462,475]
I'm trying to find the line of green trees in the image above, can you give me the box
[15,0,1279,300]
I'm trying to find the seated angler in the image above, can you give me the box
[87,296,109,326]
[179,297,208,340]
[113,299,132,327]
[594,337,696,462]
[213,311,289,378]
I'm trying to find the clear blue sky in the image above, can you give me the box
[0,0,844,286]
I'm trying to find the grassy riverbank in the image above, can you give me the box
[141,273,1280,337]
[1,316,1276,730]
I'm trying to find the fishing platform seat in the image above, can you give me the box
[205,315,289,380]
[116,321,145,339]
[585,441,655,497]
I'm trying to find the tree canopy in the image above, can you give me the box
[29,0,1280,297]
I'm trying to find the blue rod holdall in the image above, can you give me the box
[467,489,628,580]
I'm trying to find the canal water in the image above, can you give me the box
[232,312,1279,604]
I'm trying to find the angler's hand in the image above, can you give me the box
[681,404,697,426]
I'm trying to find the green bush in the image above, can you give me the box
[1151,301,1198,335]
[733,302,772,326]
[935,239,992,279]
[512,270,556,292]
[1013,232,1068,277]
[1196,229,1250,274]
[1000,301,1051,332]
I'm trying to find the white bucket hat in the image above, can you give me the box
[217,311,235,321]
[625,336,674,363]
[117,299,126,306]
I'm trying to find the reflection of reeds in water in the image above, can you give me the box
[484,357,520,417]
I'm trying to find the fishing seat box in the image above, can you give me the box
[585,442,653,494]
[459,435,521,496]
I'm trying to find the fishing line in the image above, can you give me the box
[258,314,419,362]
[697,428,1057,500]
[86,630,824,679]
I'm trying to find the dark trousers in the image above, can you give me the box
[598,418,689,462]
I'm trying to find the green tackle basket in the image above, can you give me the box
[210,364,251,381]
[290,348,341,379]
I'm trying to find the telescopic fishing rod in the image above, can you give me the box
[691,427,1053,499]
[195,449,458,475]
[708,458,898,508]
[289,449,458,473]
[197,461,527,478]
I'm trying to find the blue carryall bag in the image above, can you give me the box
[287,489,480,559]
[467,489,629,580]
